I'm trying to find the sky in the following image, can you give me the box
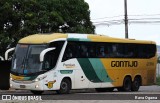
[85,0,160,45]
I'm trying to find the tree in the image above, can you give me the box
[0,0,95,56]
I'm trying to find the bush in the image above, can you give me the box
[156,77,160,86]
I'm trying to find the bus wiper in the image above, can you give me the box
[39,69,48,73]
[21,56,27,69]
[26,58,30,68]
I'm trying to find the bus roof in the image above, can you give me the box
[18,33,155,44]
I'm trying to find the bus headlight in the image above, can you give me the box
[10,77,13,81]
[34,75,47,82]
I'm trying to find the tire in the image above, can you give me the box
[118,77,132,92]
[56,79,71,94]
[131,77,141,91]
[95,88,114,92]
[30,90,44,95]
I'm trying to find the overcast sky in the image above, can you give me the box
[85,0,160,45]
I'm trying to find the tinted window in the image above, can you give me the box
[43,41,64,69]
[62,41,156,61]
[137,44,156,58]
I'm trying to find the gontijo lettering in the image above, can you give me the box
[111,61,138,67]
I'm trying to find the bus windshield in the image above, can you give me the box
[11,44,47,75]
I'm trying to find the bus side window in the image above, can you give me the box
[88,44,96,58]
[146,44,156,58]
[105,44,112,58]
[66,48,73,59]
[125,44,135,58]
[138,45,146,58]
[80,45,88,57]
[63,46,73,61]
[43,51,56,70]
[110,44,118,57]
[98,46,106,57]
[63,42,78,61]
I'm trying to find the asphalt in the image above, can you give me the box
[0,85,160,103]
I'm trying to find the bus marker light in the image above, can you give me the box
[35,85,39,88]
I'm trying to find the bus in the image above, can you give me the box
[10,33,157,94]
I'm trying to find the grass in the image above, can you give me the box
[156,77,160,86]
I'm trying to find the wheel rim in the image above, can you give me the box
[125,81,129,89]
[124,79,131,90]
[135,81,138,87]
[61,82,68,91]
[134,79,140,88]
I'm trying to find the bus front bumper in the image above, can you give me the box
[10,80,44,91]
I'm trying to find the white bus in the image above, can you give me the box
[10,33,157,94]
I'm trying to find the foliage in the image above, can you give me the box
[0,0,95,56]
[156,77,160,86]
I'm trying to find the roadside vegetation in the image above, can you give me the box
[156,77,160,85]
[0,0,95,56]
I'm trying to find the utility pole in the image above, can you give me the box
[124,0,128,38]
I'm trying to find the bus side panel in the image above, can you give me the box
[59,58,114,89]
[101,59,133,87]
[101,58,156,87]
[145,57,157,85]
[57,58,90,89]
[77,58,114,88]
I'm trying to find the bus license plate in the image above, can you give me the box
[20,85,25,88]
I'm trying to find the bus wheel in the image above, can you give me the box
[118,77,132,92]
[131,77,141,91]
[95,88,114,92]
[30,90,44,95]
[56,78,71,94]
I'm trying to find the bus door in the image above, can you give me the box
[74,67,90,89]
[87,58,102,88]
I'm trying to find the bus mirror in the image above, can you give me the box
[5,47,15,60]
[0,56,4,61]
[40,47,56,62]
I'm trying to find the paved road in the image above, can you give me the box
[0,85,160,102]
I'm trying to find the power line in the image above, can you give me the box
[93,19,160,26]
[93,18,160,24]
[93,19,123,23]
[129,18,160,20]
[91,14,160,21]
[92,16,160,26]
[129,21,160,24]
[91,15,123,21]
[128,14,160,17]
